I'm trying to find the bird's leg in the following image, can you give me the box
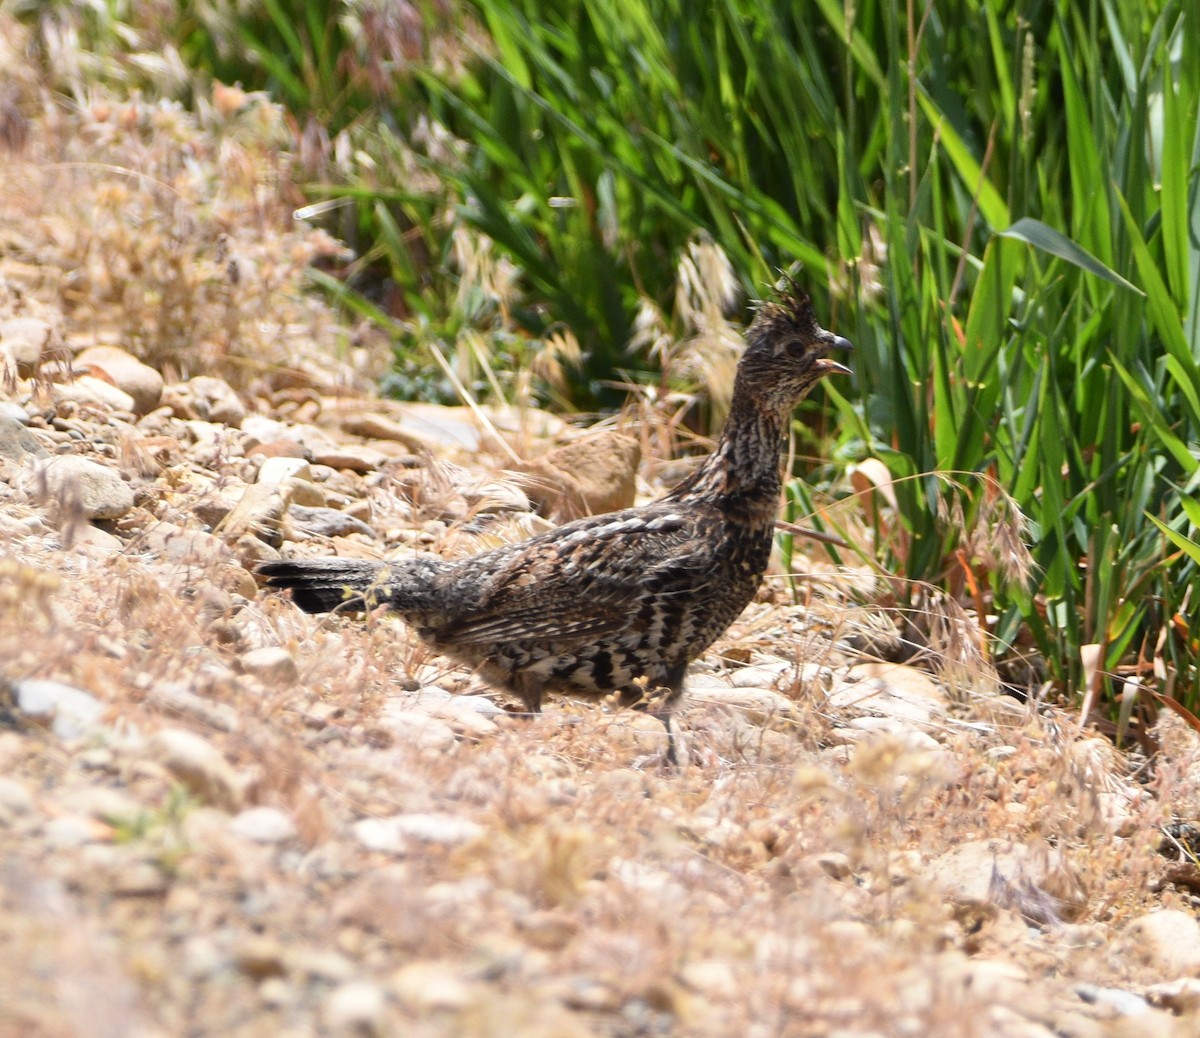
[644,687,683,767]
[617,678,684,767]
[504,672,545,719]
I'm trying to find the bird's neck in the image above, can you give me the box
[666,396,789,525]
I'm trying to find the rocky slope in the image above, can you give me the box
[2,21,1200,1038]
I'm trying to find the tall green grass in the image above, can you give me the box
[408,0,1199,711]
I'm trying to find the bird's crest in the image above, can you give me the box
[747,271,820,341]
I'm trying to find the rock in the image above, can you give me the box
[245,437,309,460]
[834,719,945,753]
[147,683,239,732]
[376,706,457,751]
[337,411,427,450]
[0,316,53,375]
[213,482,292,545]
[14,678,106,739]
[257,978,293,1009]
[939,954,1030,1005]
[596,710,672,757]
[69,522,124,555]
[185,480,246,529]
[149,728,243,811]
[0,415,47,461]
[75,344,164,414]
[814,851,852,880]
[164,375,246,427]
[286,504,376,539]
[44,814,105,849]
[34,455,135,520]
[290,948,357,983]
[825,662,950,725]
[256,456,312,484]
[230,806,297,844]
[141,522,230,563]
[686,685,798,724]
[732,660,830,689]
[681,960,739,1001]
[520,430,640,521]
[112,860,171,897]
[1118,910,1200,976]
[515,909,580,951]
[447,694,505,717]
[309,443,390,473]
[353,812,484,854]
[354,402,485,452]
[390,960,474,1011]
[323,980,388,1036]
[728,660,792,687]
[408,697,498,738]
[240,414,295,445]
[53,375,136,412]
[1146,977,1200,1013]
[235,936,289,980]
[0,776,35,818]
[1075,984,1151,1016]
[239,646,299,686]
[925,838,1086,924]
[61,785,142,823]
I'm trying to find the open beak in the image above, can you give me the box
[815,334,854,376]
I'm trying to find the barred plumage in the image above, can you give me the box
[258,285,851,761]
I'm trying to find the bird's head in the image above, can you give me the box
[737,282,853,410]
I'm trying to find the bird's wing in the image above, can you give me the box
[435,506,718,647]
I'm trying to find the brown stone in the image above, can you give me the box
[519,430,640,521]
[75,345,164,414]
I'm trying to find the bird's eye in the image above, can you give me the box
[784,338,807,358]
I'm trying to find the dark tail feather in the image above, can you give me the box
[257,559,387,614]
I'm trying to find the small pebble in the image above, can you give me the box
[231,806,297,844]
[353,812,483,854]
[14,678,106,740]
[149,728,243,811]
[239,646,299,686]
[324,980,388,1036]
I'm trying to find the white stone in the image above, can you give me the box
[1118,910,1200,976]
[239,646,299,686]
[825,662,950,724]
[324,980,387,1036]
[34,455,135,520]
[0,777,35,816]
[256,456,312,484]
[53,375,136,413]
[231,806,297,844]
[390,960,474,1011]
[43,815,100,849]
[353,812,483,854]
[377,706,457,751]
[0,316,52,372]
[14,678,106,739]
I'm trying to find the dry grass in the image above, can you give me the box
[0,16,374,391]
[0,487,1184,1036]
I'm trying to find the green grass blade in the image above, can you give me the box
[1148,513,1200,567]
[915,87,1009,230]
[998,218,1142,293]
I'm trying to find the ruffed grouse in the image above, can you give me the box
[258,284,851,761]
